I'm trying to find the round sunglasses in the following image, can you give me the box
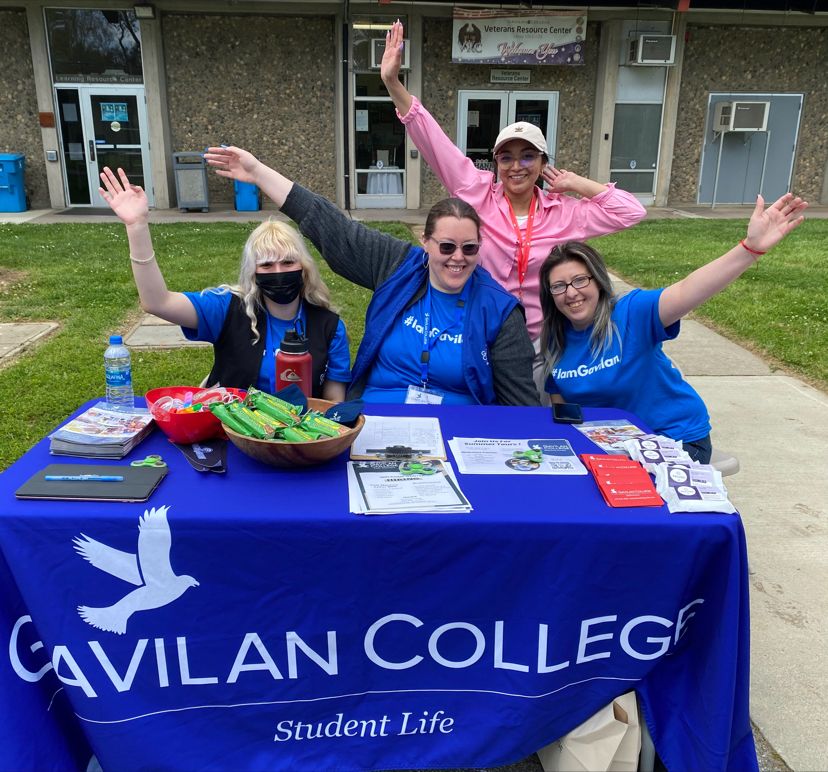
[431,240,481,257]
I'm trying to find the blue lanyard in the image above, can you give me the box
[419,283,470,387]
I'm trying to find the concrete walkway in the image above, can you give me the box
[1,205,826,770]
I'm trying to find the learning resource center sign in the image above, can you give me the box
[452,8,587,65]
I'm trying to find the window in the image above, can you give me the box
[46,8,143,84]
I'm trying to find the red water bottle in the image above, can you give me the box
[275,329,312,397]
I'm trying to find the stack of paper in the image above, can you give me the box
[653,463,736,514]
[347,459,471,515]
[49,403,154,459]
[581,454,663,508]
[574,420,647,455]
[448,438,587,475]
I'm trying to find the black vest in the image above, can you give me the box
[206,295,340,398]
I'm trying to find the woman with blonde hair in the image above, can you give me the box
[99,166,351,401]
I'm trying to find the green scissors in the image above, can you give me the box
[513,449,543,464]
[399,461,437,476]
[130,454,167,468]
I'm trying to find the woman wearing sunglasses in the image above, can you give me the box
[380,21,646,373]
[538,193,807,461]
[204,147,539,406]
[98,166,351,401]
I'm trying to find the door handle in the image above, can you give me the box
[88,140,96,162]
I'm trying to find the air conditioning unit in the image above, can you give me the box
[627,34,676,65]
[371,38,410,69]
[712,101,770,132]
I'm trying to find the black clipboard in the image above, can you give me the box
[15,464,167,503]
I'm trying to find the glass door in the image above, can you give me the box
[55,85,152,207]
[458,91,559,172]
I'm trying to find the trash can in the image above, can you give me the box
[0,153,26,213]
[234,180,261,212]
[172,152,209,212]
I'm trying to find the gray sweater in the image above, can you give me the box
[281,184,539,406]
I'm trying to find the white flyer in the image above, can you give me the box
[347,459,471,515]
[350,415,446,460]
[448,438,587,475]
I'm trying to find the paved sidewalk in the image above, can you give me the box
[1,205,826,770]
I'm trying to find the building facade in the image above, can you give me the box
[1,1,826,212]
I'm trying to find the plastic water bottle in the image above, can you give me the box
[104,334,134,411]
[275,329,312,397]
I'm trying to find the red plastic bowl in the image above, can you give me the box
[145,386,247,444]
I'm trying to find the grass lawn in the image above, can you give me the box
[593,218,828,390]
[1,217,825,469]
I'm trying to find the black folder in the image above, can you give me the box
[15,464,167,503]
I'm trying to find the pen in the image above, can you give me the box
[44,475,124,482]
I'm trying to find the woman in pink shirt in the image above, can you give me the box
[380,21,647,356]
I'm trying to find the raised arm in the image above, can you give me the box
[542,166,608,199]
[380,20,413,118]
[205,146,411,290]
[204,146,293,208]
[98,167,197,328]
[658,193,808,328]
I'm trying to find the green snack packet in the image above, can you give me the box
[225,402,271,440]
[247,388,302,415]
[299,413,343,438]
[210,403,255,437]
[248,391,299,426]
[282,426,316,443]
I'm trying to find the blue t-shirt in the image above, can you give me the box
[546,288,710,442]
[182,289,351,393]
[362,287,476,405]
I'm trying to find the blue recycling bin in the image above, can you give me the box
[0,153,26,212]
[234,180,261,212]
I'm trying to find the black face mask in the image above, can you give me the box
[255,270,304,305]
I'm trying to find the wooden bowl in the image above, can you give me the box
[223,398,365,468]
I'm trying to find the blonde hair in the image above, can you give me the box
[210,219,337,344]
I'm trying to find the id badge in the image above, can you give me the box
[405,385,444,405]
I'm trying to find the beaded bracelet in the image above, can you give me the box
[739,240,766,256]
[130,252,156,264]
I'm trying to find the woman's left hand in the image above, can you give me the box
[542,166,578,193]
[743,193,808,254]
[204,146,260,184]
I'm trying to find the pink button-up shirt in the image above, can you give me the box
[399,97,647,340]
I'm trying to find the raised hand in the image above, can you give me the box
[380,19,405,85]
[99,167,148,226]
[203,146,260,184]
[542,166,579,194]
[744,193,808,254]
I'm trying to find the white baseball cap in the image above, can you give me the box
[493,122,548,155]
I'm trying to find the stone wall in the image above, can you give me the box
[0,10,47,208]
[162,13,337,205]
[671,24,828,203]
[419,18,600,208]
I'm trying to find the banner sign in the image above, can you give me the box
[452,8,587,65]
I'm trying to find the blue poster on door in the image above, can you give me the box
[100,102,129,122]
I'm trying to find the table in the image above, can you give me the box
[366,166,403,195]
[0,403,757,772]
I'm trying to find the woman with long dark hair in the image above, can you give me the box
[538,194,807,461]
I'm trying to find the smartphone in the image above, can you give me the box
[552,402,584,424]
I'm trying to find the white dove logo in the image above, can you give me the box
[72,505,199,635]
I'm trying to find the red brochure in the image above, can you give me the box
[581,454,664,508]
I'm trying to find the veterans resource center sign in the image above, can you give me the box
[452,8,586,65]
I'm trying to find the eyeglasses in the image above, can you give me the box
[549,275,593,295]
[431,240,481,257]
[495,151,542,168]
